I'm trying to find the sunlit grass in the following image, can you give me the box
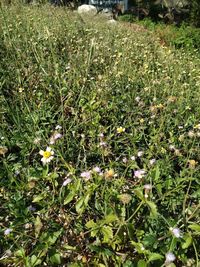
[0,3,200,266]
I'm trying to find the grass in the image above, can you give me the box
[0,3,200,266]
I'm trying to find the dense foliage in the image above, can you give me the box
[0,4,200,267]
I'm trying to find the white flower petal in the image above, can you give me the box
[39,150,44,156]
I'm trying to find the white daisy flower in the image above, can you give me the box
[39,147,54,165]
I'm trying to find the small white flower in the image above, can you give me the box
[144,184,152,190]
[33,137,41,145]
[55,125,62,130]
[134,170,146,179]
[165,252,175,264]
[98,133,104,138]
[137,151,143,157]
[39,147,54,165]
[169,145,175,151]
[4,228,12,235]
[63,178,72,186]
[50,132,62,144]
[170,227,182,238]
[130,156,136,161]
[122,157,128,163]
[135,96,141,102]
[92,166,101,173]
[149,158,156,165]
[188,131,195,138]
[99,141,107,147]
[80,171,91,181]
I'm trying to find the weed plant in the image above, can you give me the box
[0,4,200,267]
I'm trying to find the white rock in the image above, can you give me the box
[107,19,117,25]
[77,4,97,15]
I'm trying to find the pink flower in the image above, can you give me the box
[170,227,182,238]
[80,171,91,181]
[165,252,175,264]
[134,170,146,179]
[93,166,101,173]
[4,228,12,235]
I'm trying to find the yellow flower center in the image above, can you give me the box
[43,151,51,159]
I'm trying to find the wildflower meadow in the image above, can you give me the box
[0,3,200,267]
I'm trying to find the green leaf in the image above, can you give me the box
[155,165,160,181]
[84,193,91,206]
[137,259,147,267]
[101,226,113,243]
[188,224,200,233]
[127,223,135,240]
[34,216,43,238]
[64,191,76,205]
[14,248,25,258]
[134,189,145,201]
[86,219,97,229]
[45,230,63,246]
[49,252,61,265]
[30,255,42,266]
[75,197,85,214]
[123,260,134,267]
[130,241,147,254]
[148,253,163,262]
[101,214,118,224]
[32,194,44,203]
[143,233,157,248]
[182,233,193,249]
[63,244,76,251]
[146,201,158,217]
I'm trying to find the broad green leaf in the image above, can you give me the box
[84,193,91,206]
[188,224,200,233]
[123,260,134,267]
[30,255,42,266]
[154,165,160,181]
[34,216,43,238]
[75,197,85,214]
[127,223,135,240]
[137,259,147,267]
[63,244,76,251]
[14,248,25,258]
[148,253,163,262]
[86,220,97,229]
[46,230,62,246]
[102,214,118,224]
[32,194,44,203]
[101,226,113,243]
[146,201,158,217]
[64,191,76,205]
[182,233,193,249]
[49,252,61,265]
[134,189,145,201]
[91,228,99,237]
[130,241,148,254]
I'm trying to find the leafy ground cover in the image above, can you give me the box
[119,16,200,52]
[0,4,200,267]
